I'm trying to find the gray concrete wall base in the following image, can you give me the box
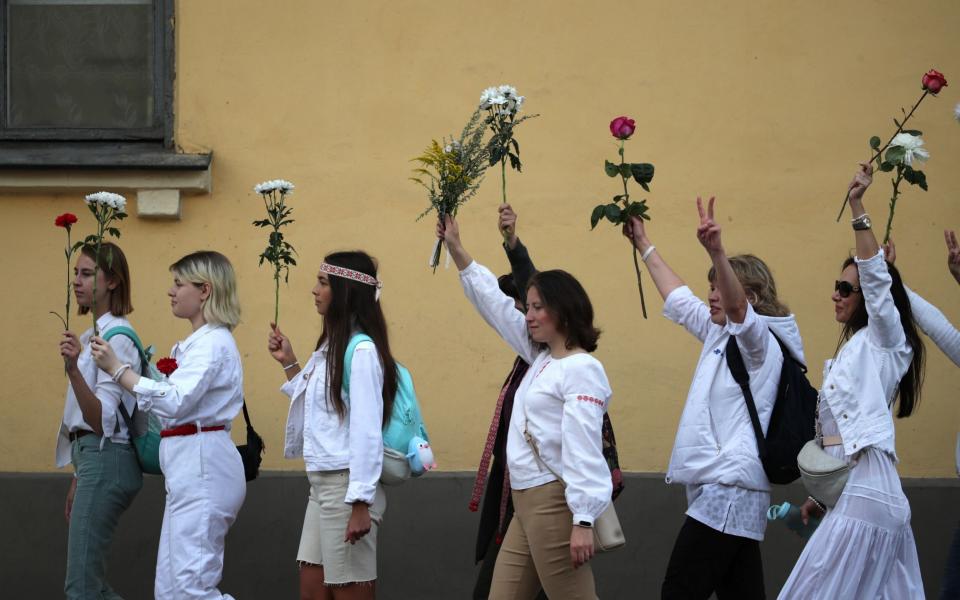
[1,472,956,598]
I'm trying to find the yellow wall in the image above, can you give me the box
[3,1,959,476]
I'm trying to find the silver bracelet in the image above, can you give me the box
[111,363,131,382]
[807,495,826,512]
[283,361,300,371]
[641,245,656,262]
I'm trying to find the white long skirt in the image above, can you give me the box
[779,410,923,599]
[155,429,247,599]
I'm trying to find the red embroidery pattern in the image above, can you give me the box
[534,360,551,378]
[577,394,603,407]
[319,262,382,289]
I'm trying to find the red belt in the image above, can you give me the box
[160,424,226,438]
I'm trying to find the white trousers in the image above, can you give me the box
[155,429,246,599]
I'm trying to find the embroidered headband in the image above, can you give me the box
[319,262,383,301]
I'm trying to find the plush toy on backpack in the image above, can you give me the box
[407,436,436,475]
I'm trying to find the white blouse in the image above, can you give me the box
[131,324,243,430]
[55,312,142,468]
[281,339,385,505]
[459,261,613,525]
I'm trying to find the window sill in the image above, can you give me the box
[0,142,212,220]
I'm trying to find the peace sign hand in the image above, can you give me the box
[696,196,723,256]
[945,229,960,285]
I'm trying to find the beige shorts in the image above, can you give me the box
[297,470,386,585]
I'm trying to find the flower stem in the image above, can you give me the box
[620,139,647,318]
[836,90,929,222]
[882,169,905,245]
[500,159,510,239]
[65,228,72,331]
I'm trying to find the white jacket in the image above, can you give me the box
[664,286,805,492]
[820,251,913,461]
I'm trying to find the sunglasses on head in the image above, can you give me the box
[834,280,861,298]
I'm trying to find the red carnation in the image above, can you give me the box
[55,213,78,229]
[922,69,948,95]
[156,357,178,376]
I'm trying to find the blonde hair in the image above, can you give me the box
[170,251,241,329]
[708,254,790,318]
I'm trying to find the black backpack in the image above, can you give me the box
[724,332,817,484]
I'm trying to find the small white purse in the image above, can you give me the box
[797,396,850,507]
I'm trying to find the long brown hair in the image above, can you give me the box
[77,242,133,316]
[836,257,925,418]
[316,251,398,425]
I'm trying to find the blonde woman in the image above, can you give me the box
[91,251,246,599]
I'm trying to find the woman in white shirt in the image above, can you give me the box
[267,251,396,600]
[57,242,142,599]
[438,215,612,600]
[779,164,926,599]
[623,198,804,599]
[91,250,246,600]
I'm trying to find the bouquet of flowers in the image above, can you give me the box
[411,109,489,271]
[837,69,947,243]
[253,179,297,326]
[590,116,655,318]
[51,212,81,331]
[479,85,538,235]
[81,192,127,335]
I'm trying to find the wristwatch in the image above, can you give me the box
[576,520,593,528]
[852,214,872,231]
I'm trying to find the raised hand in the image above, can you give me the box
[848,162,873,204]
[696,196,723,255]
[622,216,650,252]
[498,203,519,249]
[946,229,960,285]
[267,323,296,367]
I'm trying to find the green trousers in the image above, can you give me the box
[66,435,142,600]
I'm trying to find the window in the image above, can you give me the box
[0,0,172,144]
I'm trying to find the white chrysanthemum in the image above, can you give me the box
[85,191,127,211]
[254,179,295,195]
[954,102,960,123]
[889,133,930,165]
[497,84,517,97]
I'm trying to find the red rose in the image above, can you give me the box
[156,357,178,376]
[54,213,78,229]
[609,116,636,140]
[922,69,948,94]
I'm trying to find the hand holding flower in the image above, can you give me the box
[267,323,296,368]
[945,229,960,285]
[847,162,874,205]
[59,331,82,372]
[622,216,651,253]
[498,203,519,249]
[89,336,121,377]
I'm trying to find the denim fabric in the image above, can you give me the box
[66,435,142,600]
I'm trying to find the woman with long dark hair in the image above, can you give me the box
[439,214,612,600]
[268,251,397,599]
[779,164,926,598]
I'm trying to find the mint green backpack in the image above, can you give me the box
[103,326,163,475]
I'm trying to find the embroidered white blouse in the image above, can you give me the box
[281,340,385,505]
[459,261,613,525]
[55,312,142,468]
[131,323,243,430]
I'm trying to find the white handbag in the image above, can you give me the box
[522,405,625,552]
[797,396,851,507]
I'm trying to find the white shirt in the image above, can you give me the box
[281,340,385,505]
[131,324,243,430]
[820,251,913,461]
[55,312,142,468]
[905,286,960,473]
[460,261,613,525]
[662,286,806,541]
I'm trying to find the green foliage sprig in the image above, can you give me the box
[253,180,297,326]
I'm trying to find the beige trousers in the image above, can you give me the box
[489,481,598,600]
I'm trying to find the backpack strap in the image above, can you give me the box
[724,335,767,460]
[102,326,151,436]
[342,333,374,396]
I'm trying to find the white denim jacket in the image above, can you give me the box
[820,251,913,461]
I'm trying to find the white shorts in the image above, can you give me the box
[297,470,386,585]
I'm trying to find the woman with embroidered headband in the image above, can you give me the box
[778,163,925,599]
[623,197,805,599]
[267,251,395,599]
[56,242,142,599]
[438,214,612,600]
[90,250,246,599]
